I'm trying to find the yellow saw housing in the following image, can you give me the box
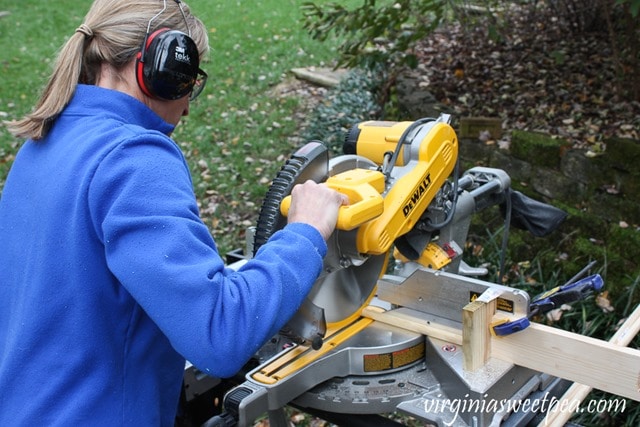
[280,119,459,253]
[349,120,459,255]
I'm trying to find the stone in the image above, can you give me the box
[459,117,503,140]
[395,70,447,119]
[490,149,532,183]
[510,130,570,168]
[530,167,585,202]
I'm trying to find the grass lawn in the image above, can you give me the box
[0,0,358,253]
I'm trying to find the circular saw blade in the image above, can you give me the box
[253,143,387,343]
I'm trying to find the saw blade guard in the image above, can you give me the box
[304,155,389,327]
[252,141,330,253]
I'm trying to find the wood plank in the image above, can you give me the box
[462,298,496,371]
[538,304,640,426]
[361,306,463,345]
[290,67,342,88]
[492,321,640,402]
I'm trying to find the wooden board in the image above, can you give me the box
[491,321,640,402]
[362,306,463,345]
[462,299,496,371]
[362,305,640,402]
[538,304,640,426]
[290,67,344,88]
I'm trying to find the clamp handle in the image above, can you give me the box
[280,168,385,231]
[531,274,604,311]
[493,274,605,337]
[491,317,531,336]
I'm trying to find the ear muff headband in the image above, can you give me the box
[135,28,200,100]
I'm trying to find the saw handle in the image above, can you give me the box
[281,168,385,231]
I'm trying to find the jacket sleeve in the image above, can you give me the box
[88,133,326,377]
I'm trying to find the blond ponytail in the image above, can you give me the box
[6,31,88,140]
[5,0,209,141]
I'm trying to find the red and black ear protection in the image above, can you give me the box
[135,28,200,100]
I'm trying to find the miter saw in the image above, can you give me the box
[194,114,580,427]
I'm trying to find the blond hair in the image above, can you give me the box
[7,0,209,140]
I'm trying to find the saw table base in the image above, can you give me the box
[223,317,567,427]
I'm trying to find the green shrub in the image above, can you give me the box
[302,67,385,154]
[302,0,449,70]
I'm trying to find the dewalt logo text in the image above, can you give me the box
[403,173,432,217]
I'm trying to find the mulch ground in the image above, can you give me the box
[408,4,639,149]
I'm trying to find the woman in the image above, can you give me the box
[0,0,346,425]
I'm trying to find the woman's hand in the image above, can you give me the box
[287,180,349,240]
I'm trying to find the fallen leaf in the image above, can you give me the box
[595,291,615,313]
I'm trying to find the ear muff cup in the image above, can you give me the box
[136,28,200,100]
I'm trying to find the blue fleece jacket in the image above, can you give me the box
[0,85,326,426]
